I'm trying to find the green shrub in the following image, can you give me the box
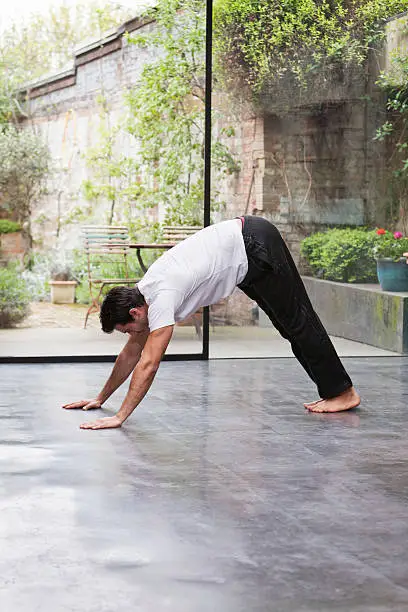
[0,219,21,234]
[0,264,30,327]
[301,228,378,283]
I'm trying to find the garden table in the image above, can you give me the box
[128,242,175,274]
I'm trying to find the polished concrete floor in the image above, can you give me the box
[1,357,408,611]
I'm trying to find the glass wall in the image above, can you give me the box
[207,0,406,359]
[2,1,407,361]
[1,0,206,360]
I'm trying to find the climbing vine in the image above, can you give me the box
[375,18,408,229]
[214,0,408,98]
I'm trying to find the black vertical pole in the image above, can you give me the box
[202,0,212,360]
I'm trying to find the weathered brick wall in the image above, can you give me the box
[214,87,381,269]
[261,102,368,265]
[212,95,264,220]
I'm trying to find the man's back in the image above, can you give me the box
[138,219,248,331]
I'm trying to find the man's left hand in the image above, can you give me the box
[79,415,122,430]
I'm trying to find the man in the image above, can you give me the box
[63,216,360,429]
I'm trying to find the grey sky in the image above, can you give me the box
[0,0,155,33]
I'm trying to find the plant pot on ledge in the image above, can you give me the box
[49,280,77,304]
[50,265,78,304]
[376,258,408,292]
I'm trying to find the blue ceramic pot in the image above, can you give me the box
[376,258,408,291]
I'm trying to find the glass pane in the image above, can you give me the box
[0,0,205,359]
[209,1,404,359]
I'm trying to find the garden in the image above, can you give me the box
[2,0,408,337]
[301,226,408,291]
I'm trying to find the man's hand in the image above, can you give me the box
[62,399,102,411]
[79,415,122,430]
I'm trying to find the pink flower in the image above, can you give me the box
[376,228,386,235]
[394,231,403,239]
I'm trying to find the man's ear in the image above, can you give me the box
[129,307,140,319]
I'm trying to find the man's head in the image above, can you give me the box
[100,286,148,334]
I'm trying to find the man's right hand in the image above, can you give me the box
[62,399,102,411]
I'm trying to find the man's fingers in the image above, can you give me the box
[63,400,100,410]
[80,420,103,429]
[62,402,85,409]
[79,416,121,430]
[80,421,95,429]
[82,402,101,411]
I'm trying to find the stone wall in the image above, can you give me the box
[303,276,408,353]
[19,12,404,266]
[215,96,379,263]
[213,97,264,220]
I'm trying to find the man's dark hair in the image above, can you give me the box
[100,286,146,333]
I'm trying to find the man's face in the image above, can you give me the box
[115,305,149,335]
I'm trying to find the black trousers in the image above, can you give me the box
[238,216,353,399]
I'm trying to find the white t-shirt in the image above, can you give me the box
[137,219,248,332]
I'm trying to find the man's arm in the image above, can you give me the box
[79,325,174,429]
[62,330,149,411]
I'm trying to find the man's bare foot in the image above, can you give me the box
[305,387,360,413]
[303,398,324,409]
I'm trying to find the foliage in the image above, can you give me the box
[118,0,240,226]
[213,0,408,96]
[375,40,408,228]
[0,263,30,327]
[0,220,21,234]
[0,1,134,125]
[82,96,141,226]
[22,252,53,302]
[301,227,379,283]
[23,247,144,305]
[23,249,81,301]
[50,265,77,282]
[0,126,50,245]
[372,228,408,260]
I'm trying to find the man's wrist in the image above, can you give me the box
[115,411,126,424]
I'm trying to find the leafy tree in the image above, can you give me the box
[0,1,133,126]
[0,126,50,246]
[82,96,141,226]
[83,0,240,232]
[122,0,240,226]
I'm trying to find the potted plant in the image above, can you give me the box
[49,265,78,304]
[373,229,408,291]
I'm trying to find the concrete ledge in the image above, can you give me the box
[302,276,408,354]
